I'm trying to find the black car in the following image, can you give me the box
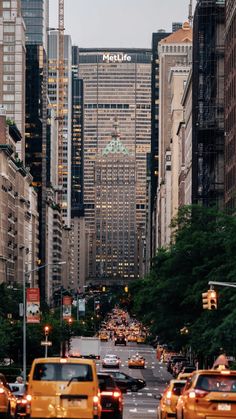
[97,373,123,419]
[103,371,146,393]
[114,335,126,346]
[9,383,28,417]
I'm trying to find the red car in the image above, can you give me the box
[98,373,123,419]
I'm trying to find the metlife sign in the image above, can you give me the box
[103,52,132,63]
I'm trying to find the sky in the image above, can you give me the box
[49,0,196,49]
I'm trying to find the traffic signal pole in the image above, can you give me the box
[201,281,236,311]
[208,281,236,289]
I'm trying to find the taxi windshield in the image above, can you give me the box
[196,374,236,392]
[33,363,93,382]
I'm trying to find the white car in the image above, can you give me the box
[102,354,121,368]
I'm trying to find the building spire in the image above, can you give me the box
[188,0,193,27]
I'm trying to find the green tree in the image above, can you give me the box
[130,205,236,360]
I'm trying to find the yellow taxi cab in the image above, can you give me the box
[27,357,101,419]
[157,379,186,419]
[136,335,146,344]
[176,368,236,419]
[127,335,137,343]
[0,373,17,418]
[99,332,109,342]
[128,354,145,369]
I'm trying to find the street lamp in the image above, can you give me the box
[23,261,66,383]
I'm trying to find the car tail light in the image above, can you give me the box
[166,390,172,399]
[93,395,99,403]
[188,389,209,399]
[113,390,121,398]
[26,395,32,402]
[19,399,27,405]
[93,394,100,413]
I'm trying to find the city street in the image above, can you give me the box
[97,340,172,418]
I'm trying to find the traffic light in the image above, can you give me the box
[124,286,129,293]
[102,286,106,292]
[202,291,209,309]
[202,289,218,310]
[208,290,217,310]
[44,325,50,336]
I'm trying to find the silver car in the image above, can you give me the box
[102,354,121,368]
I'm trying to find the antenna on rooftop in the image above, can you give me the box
[188,0,193,26]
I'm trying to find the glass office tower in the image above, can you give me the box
[79,48,152,281]
[95,121,136,282]
[21,0,48,47]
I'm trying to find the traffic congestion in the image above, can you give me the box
[0,307,236,419]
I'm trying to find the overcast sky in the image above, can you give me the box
[49,0,196,49]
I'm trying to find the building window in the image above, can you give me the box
[3,85,14,92]
[3,55,14,62]
[3,1,11,8]
[4,25,15,32]
[4,103,14,111]
[4,46,14,52]
[4,64,14,72]
[3,35,14,42]
[3,94,14,101]
[3,75,14,81]
[3,11,11,19]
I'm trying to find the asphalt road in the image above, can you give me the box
[96,339,172,419]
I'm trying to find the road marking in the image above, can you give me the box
[129,408,137,412]
[148,409,156,413]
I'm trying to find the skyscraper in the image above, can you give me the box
[0,0,26,161]
[70,46,86,291]
[21,0,52,303]
[48,32,72,227]
[21,0,48,47]
[71,46,84,215]
[192,0,225,208]
[151,30,171,258]
[78,48,152,281]
[157,23,192,247]
[95,120,136,283]
[225,0,236,212]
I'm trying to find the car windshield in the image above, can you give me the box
[33,363,93,382]
[196,374,236,392]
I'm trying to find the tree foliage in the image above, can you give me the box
[130,205,236,358]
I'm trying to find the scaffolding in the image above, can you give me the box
[192,0,225,208]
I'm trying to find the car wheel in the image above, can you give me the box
[131,384,138,392]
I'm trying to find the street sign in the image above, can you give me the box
[41,341,52,346]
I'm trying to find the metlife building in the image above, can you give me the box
[78,48,152,281]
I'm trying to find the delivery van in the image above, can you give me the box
[27,357,101,419]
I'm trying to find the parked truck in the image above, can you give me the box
[69,336,100,359]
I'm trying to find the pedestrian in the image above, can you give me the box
[15,376,23,384]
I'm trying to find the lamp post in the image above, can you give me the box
[22,261,66,383]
